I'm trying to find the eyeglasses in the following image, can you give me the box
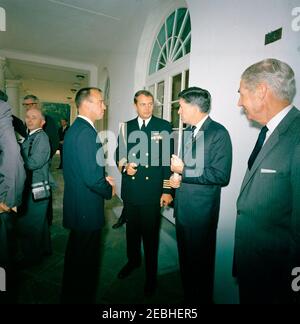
[22,102,38,107]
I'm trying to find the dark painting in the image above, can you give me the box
[42,102,71,128]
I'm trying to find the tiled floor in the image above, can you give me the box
[10,155,183,304]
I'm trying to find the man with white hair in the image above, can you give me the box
[234,58,300,304]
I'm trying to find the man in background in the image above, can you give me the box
[22,95,59,157]
[57,119,69,169]
[22,95,59,226]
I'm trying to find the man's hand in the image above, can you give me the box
[160,194,173,207]
[106,176,116,196]
[170,173,182,189]
[171,155,184,174]
[125,163,138,176]
[0,202,10,214]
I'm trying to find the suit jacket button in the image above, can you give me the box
[132,177,135,180]
[146,177,149,180]
[145,165,149,169]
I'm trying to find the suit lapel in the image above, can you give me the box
[240,107,299,195]
[240,131,279,194]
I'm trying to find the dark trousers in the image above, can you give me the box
[58,144,63,168]
[0,212,14,268]
[125,203,161,284]
[176,221,216,304]
[0,212,18,303]
[61,229,101,304]
[236,253,293,304]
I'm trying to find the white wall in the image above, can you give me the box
[187,0,300,304]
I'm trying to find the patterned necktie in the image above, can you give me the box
[141,120,146,131]
[248,126,268,170]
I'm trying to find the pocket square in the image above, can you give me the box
[261,168,277,174]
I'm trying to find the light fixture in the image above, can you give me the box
[76,74,85,81]
[72,82,81,89]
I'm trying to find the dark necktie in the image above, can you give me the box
[248,126,268,170]
[191,125,197,140]
[141,120,146,131]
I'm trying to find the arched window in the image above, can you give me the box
[149,7,191,75]
[147,7,191,129]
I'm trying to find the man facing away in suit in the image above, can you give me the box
[234,58,300,304]
[0,98,26,302]
[116,90,173,297]
[61,87,115,304]
[170,87,232,304]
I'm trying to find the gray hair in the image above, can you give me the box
[23,94,39,103]
[242,58,296,103]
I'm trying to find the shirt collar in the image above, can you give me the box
[29,128,43,136]
[138,116,152,129]
[266,104,293,139]
[190,114,209,136]
[78,115,96,131]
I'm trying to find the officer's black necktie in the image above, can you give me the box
[141,120,146,131]
[248,126,268,170]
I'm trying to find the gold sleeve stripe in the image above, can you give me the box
[163,179,171,189]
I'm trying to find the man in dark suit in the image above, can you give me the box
[61,87,115,304]
[170,87,232,304]
[57,119,69,169]
[116,90,173,297]
[234,58,300,304]
[0,98,26,302]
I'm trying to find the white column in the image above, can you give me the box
[0,57,6,91]
[5,80,22,117]
[68,98,77,125]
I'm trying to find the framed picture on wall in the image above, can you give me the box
[42,102,71,128]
